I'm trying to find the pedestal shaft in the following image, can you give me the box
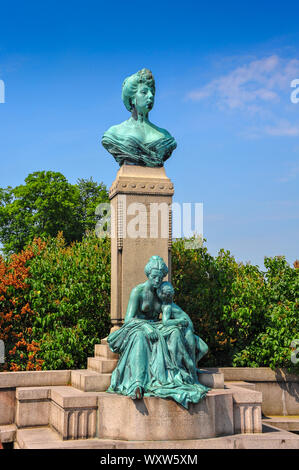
[109,165,174,325]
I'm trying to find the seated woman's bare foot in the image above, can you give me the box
[135,386,143,399]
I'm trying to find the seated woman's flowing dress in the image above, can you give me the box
[107,300,210,409]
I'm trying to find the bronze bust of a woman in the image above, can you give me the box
[101,68,177,167]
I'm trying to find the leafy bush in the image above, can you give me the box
[232,256,299,371]
[27,233,111,370]
[0,239,46,371]
[0,234,111,371]
[0,234,298,372]
[171,238,298,372]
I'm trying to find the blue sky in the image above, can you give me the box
[0,0,298,268]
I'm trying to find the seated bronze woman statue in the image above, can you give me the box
[102,69,177,167]
[107,255,210,409]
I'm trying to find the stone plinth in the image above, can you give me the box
[16,387,50,428]
[198,369,224,389]
[15,386,98,440]
[0,389,15,425]
[109,165,174,326]
[97,390,234,441]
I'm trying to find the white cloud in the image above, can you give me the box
[238,119,299,140]
[266,120,299,137]
[278,162,299,183]
[187,55,299,110]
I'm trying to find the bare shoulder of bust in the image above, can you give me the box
[149,122,172,138]
[104,120,131,139]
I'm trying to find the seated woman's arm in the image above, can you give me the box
[124,287,140,323]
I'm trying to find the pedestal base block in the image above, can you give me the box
[97,390,234,441]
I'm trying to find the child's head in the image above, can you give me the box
[157,281,174,303]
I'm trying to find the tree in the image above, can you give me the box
[76,177,109,235]
[0,171,109,255]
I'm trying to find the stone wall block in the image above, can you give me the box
[0,390,15,425]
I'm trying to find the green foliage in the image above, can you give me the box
[0,239,46,372]
[232,256,299,371]
[26,233,111,370]
[76,177,109,235]
[1,229,297,372]
[172,238,299,372]
[0,171,109,255]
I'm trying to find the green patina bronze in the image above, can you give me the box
[102,69,177,167]
[107,256,210,409]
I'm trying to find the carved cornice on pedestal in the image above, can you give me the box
[109,165,174,199]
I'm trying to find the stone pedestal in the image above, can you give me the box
[97,390,234,441]
[109,165,174,326]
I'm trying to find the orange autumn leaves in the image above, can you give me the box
[0,239,46,371]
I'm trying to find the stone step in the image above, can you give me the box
[15,427,119,449]
[15,424,299,449]
[262,416,299,432]
[225,381,256,391]
[0,424,16,443]
[87,357,118,374]
[71,369,111,392]
[94,344,119,360]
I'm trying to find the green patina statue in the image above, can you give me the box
[107,256,210,409]
[102,69,177,167]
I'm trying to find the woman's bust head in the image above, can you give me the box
[101,68,176,167]
[122,68,155,115]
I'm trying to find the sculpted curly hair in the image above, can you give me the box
[122,68,155,112]
[144,255,168,278]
